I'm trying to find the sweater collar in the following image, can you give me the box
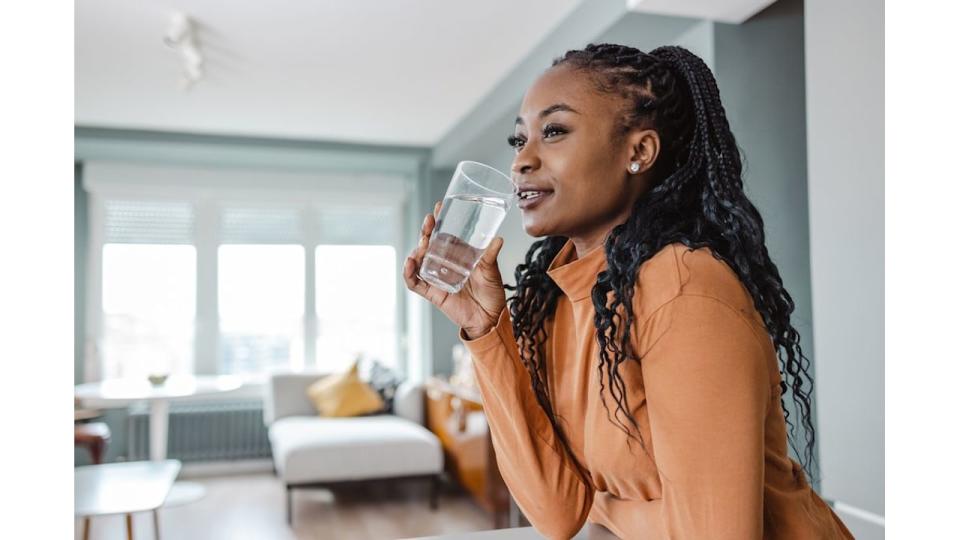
[545,238,608,302]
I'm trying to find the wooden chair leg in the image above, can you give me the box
[82,517,91,540]
[91,439,105,465]
[125,513,134,540]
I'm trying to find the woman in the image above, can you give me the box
[403,44,854,539]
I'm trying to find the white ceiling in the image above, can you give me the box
[75,1,776,147]
[626,0,776,24]
[75,0,583,146]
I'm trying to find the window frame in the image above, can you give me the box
[83,162,412,383]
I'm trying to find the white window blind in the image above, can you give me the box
[220,206,303,244]
[317,205,396,245]
[104,200,194,244]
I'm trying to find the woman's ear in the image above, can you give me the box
[628,129,661,174]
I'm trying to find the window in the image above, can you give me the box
[102,244,196,379]
[84,163,411,382]
[99,200,197,379]
[315,245,398,372]
[218,245,305,374]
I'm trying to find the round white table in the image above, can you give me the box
[75,459,181,539]
[75,375,243,506]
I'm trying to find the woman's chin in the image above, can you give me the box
[522,218,553,239]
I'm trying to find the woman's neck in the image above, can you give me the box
[571,233,608,260]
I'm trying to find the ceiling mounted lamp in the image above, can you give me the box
[163,11,204,90]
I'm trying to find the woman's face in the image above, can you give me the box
[510,64,658,252]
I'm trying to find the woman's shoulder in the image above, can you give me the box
[633,242,756,320]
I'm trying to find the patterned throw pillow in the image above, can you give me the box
[363,358,403,414]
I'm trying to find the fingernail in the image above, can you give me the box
[419,236,428,247]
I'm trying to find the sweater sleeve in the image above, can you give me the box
[459,307,594,540]
[606,294,771,539]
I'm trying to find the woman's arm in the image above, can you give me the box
[608,294,771,539]
[461,306,594,540]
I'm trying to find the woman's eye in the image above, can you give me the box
[507,134,525,150]
[507,126,565,151]
[543,125,567,138]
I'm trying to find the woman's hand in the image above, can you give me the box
[403,200,507,339]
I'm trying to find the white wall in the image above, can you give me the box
[805,0,885,538]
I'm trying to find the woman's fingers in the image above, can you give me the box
[420,213,432,236]
[404,244,420,278]
[402,256,422,290]
[480,236,504,267]
[416,216,433,260]
[403,201,453,307]
[416,202,441,256]
[404,209,446,303]
[403,253,451,307]
[403,252,432,297]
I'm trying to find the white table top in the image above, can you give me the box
[75,375,243,406]
[75,460,181,517]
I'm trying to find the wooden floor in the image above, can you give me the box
[75,472,495,540]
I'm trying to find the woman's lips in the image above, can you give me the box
[517,190,553,210]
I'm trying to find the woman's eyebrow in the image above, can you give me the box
[515,103,580,126]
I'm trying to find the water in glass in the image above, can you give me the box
[419,194,509,293]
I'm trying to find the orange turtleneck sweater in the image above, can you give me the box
[459,239,854,539]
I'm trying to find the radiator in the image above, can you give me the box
[127,400,273,462]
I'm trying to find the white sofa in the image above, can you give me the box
[263,372,444,524]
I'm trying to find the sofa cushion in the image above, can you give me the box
[305,361,384,417]
[268,414,443,484]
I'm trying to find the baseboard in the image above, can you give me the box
[179,458,275,478]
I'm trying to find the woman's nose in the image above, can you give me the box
[511,149,539,176]
[513,163,533,175]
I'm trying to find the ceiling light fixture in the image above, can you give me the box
[163,11,204,90]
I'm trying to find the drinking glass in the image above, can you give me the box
[418,161,515,293]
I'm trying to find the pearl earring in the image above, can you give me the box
[628,162,640,173]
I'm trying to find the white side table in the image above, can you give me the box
[75,459,181,540]
[75,375,243,506]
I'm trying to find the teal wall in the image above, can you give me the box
[75,162,86,386]
[714,0,818,489]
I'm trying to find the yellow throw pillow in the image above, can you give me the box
[306,361,385,417]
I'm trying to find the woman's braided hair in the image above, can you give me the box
[503,43,819,484]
